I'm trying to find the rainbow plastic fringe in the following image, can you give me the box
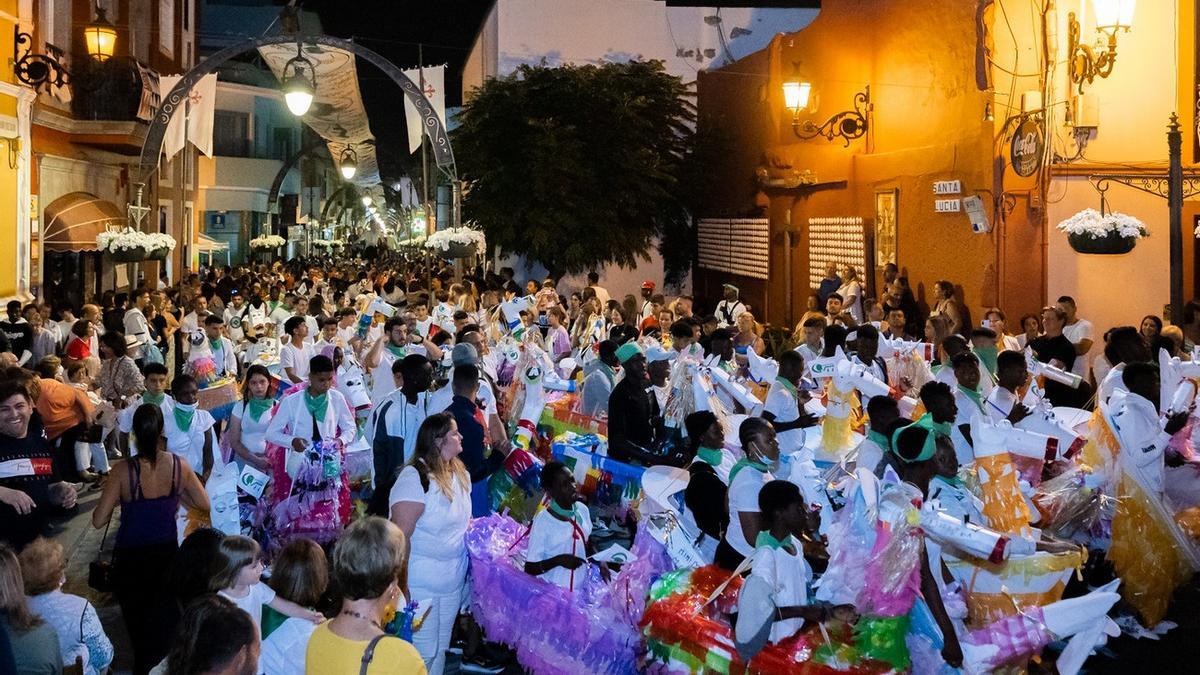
[976,453,1035,538]
[1110,474,1194,626]
[943,550,1082,627]
[465,514,641,675]
[552,436,645,510]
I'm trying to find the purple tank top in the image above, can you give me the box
[116,455,181,549]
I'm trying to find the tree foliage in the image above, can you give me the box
[454,61,696,281]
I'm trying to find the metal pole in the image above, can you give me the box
[1169,113,1183,323]
[418,44,431,228]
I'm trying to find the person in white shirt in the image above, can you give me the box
[793,316,825,375]
[645,344,674,412]
[362,317,442,406]
[180,295,209,341]
[835,265,864,325]
[268,353,357,445]
[579,340,620,418]
[227,365,276,473]
[525,461,593,591]
[222,291,250,344]
[1057,296,1094,379]
[117,362,173,456]
[761,351,819,457]
[211,535,322,634]
[856,395,901,476]
[412,303,436,339]
[715,283,747,329]
[850,325,888,391]
[279,316,313,384]
[983,351,1034,425]
[160,375,217,482]
[365,354,440,514]
[717,418,779,571]
[123,289,152,361]
[289,296,320,346]
[258,538,329,675]
[735,480,856,657]
[198,315,238,380]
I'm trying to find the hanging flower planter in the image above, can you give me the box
[1056,208,1147,255]
[1067,231,1137,255]
[145,233,176,261]
[146,247,170,261]
[108,246,147,262]
[426,227,486,259]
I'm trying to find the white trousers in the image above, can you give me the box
[409,586,464,675]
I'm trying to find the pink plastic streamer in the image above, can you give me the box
[858,520,922,617]
[964,606,1052,671]
[466,514,642,675]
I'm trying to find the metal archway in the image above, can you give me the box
[138,33,455,184]
[267,135,329,214]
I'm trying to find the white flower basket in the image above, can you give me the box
[96,228,155,262]
[1055,208,1146,254]
[249,235,286,250]
[425,227,486,258]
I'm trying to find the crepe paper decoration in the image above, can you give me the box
[942,549,1082,627]
[1109,473,1196,626]
[465,514,641,675]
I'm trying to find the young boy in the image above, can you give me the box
[856,395,900,476]
[117,362,173,456]
[734,480,856,658]
[984,350,1033,425]
[525,461,592,592]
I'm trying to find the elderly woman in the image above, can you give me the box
[0,543,61,673]
[389,412,471,675]
[97,331,145,409]
[19,537,113,675]
[305,517,425,674]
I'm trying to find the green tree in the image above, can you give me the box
[454,61,696,282]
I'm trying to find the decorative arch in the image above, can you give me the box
[139,33,455,183]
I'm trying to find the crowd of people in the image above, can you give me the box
[1,251,1198,675]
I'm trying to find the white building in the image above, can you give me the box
[463,0,817,294]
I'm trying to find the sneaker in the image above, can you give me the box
[78,469,99,483]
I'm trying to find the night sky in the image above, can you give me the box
[289,0,494,180]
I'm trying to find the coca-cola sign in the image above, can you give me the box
[1010,117,1044,178]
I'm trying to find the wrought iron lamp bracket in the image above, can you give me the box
[1068,12,1119,95]
[1089,173,1200,203]
[13,27,69,91]
[792,86,870,147]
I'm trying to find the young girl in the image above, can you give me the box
[525,461,592,591]
[209,535,322,633]
[258,538,329,675]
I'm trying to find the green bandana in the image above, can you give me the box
[385,342,408,359]
[958,385,984,413]
[917,412,952,438]
[142,391,165,406]
[246,397,273,422]
[172,405,194,432]
[728,458,769,484]
[304,390,328,423]
[696,446,724,467]
[975,346,999,375]
[866,429,890,450]
[774,376,799,400]
[209,338,224,354]
[755,530,796,553]
[548,500,579,523]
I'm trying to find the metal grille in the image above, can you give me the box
[807,217,866,288]
[697,218,770,280]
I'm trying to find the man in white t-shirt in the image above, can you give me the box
[761,351,819,456]
[280,316,313,384]
[223,290,250,344]
[123,289,152,361]
[1057,295,1094,379]
[524,461,592,591]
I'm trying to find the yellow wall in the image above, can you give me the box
[0,0,21,299]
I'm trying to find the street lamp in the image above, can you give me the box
[784,80,871,147]
[339,147,357,180]
[282,42,316,116]
[1068,0,1136,93]
[782,80,811,112]
[84,4,117,62]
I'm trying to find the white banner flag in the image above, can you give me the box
[160,75,186,161]
[188,74,218,158]
[402,65,446,154]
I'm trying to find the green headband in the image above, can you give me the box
[891,414,941,464]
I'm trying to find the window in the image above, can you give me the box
[697,218,770,280]
[183,0,190,30]
[159,0,175,57]
[272,127,295,161]
[213,111,250,157]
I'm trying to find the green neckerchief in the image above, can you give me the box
[598,363,616,387]
[931,363,944,376]
[142,391,165,406]
[268,300,281,314]
[172,405,195,432]
[209,337,224,354]
[755,530,797,553]
[958,385,984,413]
[866,429,890,450]
[933,474,966,489]
[548,500,580,524]
[304,390,328,423]
[696,446,724,467]
[975,346,999,375]
[891,414,942,464]
[917,412,952,438]
[774,376,799,400]
[728,457,769,484]
[385,342,407,359]
[246,397,273,422]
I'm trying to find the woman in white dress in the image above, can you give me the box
[836,266,864,324]
[388,411,471,675]
[227,364,275,473]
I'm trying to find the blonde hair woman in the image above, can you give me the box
[0,543,62,673]
[388,412,471,674]
[20,538,113,675]
[733,311,766,362]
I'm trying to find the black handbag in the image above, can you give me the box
[88,517,115,593]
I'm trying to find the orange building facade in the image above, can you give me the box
[696,0,1199,342]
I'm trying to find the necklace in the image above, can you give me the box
[340,608,382,630]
